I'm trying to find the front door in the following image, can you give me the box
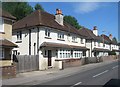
[48,50,52,66]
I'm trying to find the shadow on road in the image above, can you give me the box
[103,79,120,87]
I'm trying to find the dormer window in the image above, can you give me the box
[57,33,64,40]
[45,29,50,37]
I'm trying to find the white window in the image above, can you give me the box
[0,48,4,59]
[58,33,64,40]
[0,17,4,32]
[45,29,50,37]
[17,31,22,40]
[94,41,96,46]
[98,42,100,47]
[72,36,77,42]
[81,38,84,44]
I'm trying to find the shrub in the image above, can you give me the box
[108,51,116,55]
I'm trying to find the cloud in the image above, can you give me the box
[74,2,100,14]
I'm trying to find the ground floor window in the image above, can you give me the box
[0,48,4,59]
[58,49,83,58]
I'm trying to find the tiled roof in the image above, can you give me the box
[79,28,98,40]
[40,42,89,50]
[0,9,16,20]
[101,34,118,45]
[0,39,18,48]
[13,10,85,37]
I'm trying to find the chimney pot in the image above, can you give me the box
[56,9,62,15]
[93,26,97,30]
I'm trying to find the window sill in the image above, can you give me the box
[81,43,84,44]
[45,37,51,39]
[72,41,78,43]
[0,32,5,34]
[57,39,65,41]
[16,40,22,43]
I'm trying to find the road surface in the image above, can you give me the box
[37,61,119,86]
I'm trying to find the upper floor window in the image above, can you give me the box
[94,41,96,46]
[72,36,77,42]
[58,33,64,40]
[98,42,100,47]
[103,44,105,47]
[45,29,50,37]
[81,38,84,44]
[0,17,4,32]
[17,31,22,40]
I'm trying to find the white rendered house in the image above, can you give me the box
[12,9,89,70]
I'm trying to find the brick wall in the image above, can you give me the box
[100,55,118,62]
[62,58,86,68]
[1,65,16,79]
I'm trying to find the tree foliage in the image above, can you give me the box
[112,37,117,43]
[64,15,82,29]
[34,3,44,11]
[2,2,33,20]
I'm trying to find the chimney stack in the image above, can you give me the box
[93,26,98,36]
[109,34,112,40]
[55,9,64,26]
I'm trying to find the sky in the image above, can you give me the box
[29,2,118,41]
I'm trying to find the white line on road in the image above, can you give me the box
[112,65,118,69]
[93,70,109,78]
[70,82,82,87]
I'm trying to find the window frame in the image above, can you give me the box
[81,38,84,44]
[45,29,50,37]
[57,33,64,40]
[0,48,4,59]
[72,36,77,43]
[17,31,22,41]
[0,17,4,32]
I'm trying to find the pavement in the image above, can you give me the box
[1,59,119,86]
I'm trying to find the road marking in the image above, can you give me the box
[93,70,109,78]
[70,82,82,87]
[112,65,118,69]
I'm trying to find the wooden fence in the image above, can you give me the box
[16,55,39,73]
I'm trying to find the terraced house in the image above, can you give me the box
[12,9,89,70]
[12,9,119,70]
[79,27,112,58]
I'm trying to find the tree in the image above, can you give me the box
[112,37,117,43]
[2,2,33,20]
[64,15,82,29]
[34,3,44,11]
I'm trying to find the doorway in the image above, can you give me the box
[48,50,52,66]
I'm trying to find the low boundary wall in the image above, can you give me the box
[1,65,16,79]
[55,55,119,70]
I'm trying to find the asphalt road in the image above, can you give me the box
[38,61,119,86]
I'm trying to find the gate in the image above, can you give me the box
[16,55,39,73]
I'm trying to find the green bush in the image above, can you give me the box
[108,51,116,55]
